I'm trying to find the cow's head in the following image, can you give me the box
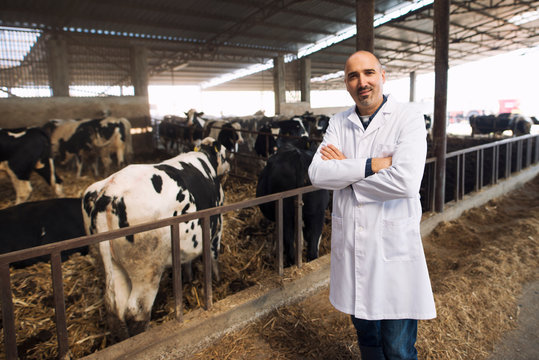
[197,137,230,178]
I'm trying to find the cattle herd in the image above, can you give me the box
[1,107,533,347]
[0,109,333,343]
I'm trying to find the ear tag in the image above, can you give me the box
[194,146,200,152]
[214,145,219,153]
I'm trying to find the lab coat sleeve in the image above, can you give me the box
[308,115,368,190]
[352,110,427,203]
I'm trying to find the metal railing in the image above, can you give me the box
[1,133,538,358]
[421,134,538,212]
[0,185,318,360]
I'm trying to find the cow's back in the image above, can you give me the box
[0,198,87,267]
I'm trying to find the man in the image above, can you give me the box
[308,51,436,359]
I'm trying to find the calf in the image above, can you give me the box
[0,127,63,204]
[0,198,88,267]
[43,116,133,177]
[82,137,230,339]
[256,140,329,266]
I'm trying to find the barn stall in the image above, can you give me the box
[2,0,539,358]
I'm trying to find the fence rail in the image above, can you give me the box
[1,133,538,359]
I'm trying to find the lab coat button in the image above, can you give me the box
[358,226,364,232]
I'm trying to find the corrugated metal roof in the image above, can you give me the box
[1,0,538,91]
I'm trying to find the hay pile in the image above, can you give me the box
[0,170,332,359]
[192,175,539,360]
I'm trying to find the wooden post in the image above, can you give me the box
[355,0,375,52]
[433,0,450,212]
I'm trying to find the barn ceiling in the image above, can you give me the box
[1,0,538,91]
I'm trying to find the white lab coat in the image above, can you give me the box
[308,95,436,320]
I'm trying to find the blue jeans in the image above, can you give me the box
[351,316,418,360]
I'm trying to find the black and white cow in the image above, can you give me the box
[256,139,329,266]
[0,127,63,204]
[204,120,244,152]
[81,137,230,339]
[0,198,88,268]
[275,117,309,149]
[42,116,133,177]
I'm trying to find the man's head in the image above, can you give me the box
[344,51,386,116]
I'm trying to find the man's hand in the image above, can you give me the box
[320,144,346,160]
[371,157,392,173]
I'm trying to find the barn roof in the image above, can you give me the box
[1,0,538,91]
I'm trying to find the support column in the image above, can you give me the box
[273,55,285,115]
[355,0,375,52]
[300,58,311,104]
[130,46,149,97]
[433,0,450,212]
[409,71,416,102]
[47,34,70,97]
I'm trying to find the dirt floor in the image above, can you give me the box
[190,174,539,360]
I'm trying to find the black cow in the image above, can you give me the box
[0,198,88,268]
[158,115,189,153]
[256,140,329,266]
[254,123,277,157]
[469,113,533,137]
[0,127,63,204]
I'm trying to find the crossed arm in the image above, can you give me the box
[320,144,392,173]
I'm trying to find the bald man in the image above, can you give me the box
[309,51,436,360]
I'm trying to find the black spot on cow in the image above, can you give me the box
[173,211,178,216]
[151,174,163,193]
[177,192,186,203]
[191,222,195,230]
[192,234,198,248]
[182,203,190,213]
[155,162,222,236]
[112,197,133,243]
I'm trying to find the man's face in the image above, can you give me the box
[344,51,386,116]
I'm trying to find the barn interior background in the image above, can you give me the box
[1,0,539,359]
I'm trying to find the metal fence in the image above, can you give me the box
[1,133,538,359]
[0,26,134,97]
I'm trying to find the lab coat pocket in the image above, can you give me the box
[331,216,344,260]
[381,217,420,261]
[375,143,396,157]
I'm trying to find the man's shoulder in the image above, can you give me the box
[333,106,356,120]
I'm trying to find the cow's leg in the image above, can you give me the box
[302,212,324,262]
[75,156,84,178]
[302,191,328,262]
[99,241,130,341]
[283,198,296,266]
[182,261,194,283]
[2,165,32,204]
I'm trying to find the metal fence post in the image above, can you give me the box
[294,194,303,268]
[0,263,17,360]
[170,223,183,322]
[275,198,284,276]
[202,216,213,310]
[51,252,69,359]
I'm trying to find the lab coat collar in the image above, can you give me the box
[346,94,394,134]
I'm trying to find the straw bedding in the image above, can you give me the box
[192,174,539,360]
[0,157,537,359]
